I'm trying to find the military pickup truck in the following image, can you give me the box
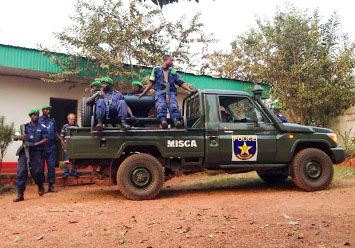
[66,84,345,200]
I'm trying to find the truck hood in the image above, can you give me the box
[281,123,333,133]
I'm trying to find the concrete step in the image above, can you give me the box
[0,168,98,187]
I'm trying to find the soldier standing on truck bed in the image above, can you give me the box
[138,55,196,129]
[39,105,61,193]
[94,77,137,131]
[13,108,49,202]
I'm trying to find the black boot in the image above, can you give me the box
[160,117,168,129]
[48,183,56,193]
[38,184,45,196]
[121,119,131,131]
[13,189,24,202]
[173,118,183,129]
[94,118,103,131]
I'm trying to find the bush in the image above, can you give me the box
[338,128,355,157]
[0,116,15,172]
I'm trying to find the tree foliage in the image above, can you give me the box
[138,0,199,8]
[0,116,14,173]
[207,6,355,126]
[43,0,213,88]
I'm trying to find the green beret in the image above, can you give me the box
[41,105,52,109]
[132,81,143,87]
[90,81,102,88]
[100,77,114,85]
[271,105,280,110]
[28,108,40,116]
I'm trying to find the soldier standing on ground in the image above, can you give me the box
[94,77,137,131]
[138,55,196,129]
[13,108,49,202]
[60,113,79,178]
[39,105,61,192]
[271,105,288,123]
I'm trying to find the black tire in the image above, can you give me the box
[81,97,93,127]
[117,153,164,200]
[291,148,334,191]
[257,170,288,183]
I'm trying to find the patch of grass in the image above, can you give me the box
[172,172,262,190]
[334,166,355,180]
[172,167,355,191]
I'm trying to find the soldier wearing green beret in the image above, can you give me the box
[127,81,148,118]
[39,105,61,192]
[128,81,144,96]
[271,105,288,123]
[13,108,49,202]
[94,77,136,131]
[86,81,103,104]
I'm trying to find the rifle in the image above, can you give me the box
[20,124,31,173]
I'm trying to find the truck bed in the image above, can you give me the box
[66,127,205,160]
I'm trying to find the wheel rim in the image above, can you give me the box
[130,166,152,189]
[304,161,322,180]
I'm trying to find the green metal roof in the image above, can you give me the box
[0,44,269,97]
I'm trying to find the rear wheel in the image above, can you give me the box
[291,148,333,191]
[257,170,288,183]
[117,153,164,200]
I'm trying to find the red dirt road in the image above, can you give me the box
[0,173,354,248]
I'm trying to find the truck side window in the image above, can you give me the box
[219,96,266,123]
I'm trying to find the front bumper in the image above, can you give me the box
[330,147,346,164]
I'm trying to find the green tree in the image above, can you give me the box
[207,6,355,126]
[138,0,199,8]
[43,0,213,87]
[0,116,15,173]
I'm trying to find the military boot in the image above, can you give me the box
[13,189,24,202]
[48,183,56,193]
[160,117,168,129]
[94,118,103,131]
[121,119,131,131]
[38,183,45,196]
[173,118,183,129]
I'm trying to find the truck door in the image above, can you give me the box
[218,95,277,164]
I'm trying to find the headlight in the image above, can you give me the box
[327,133,337,143]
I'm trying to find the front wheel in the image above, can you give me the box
[291,148,334,191]
[117,153,164,200]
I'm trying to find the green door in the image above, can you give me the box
[218,95,277,164]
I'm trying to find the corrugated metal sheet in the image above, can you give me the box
[0,44,269,97]
[0,45,61,73]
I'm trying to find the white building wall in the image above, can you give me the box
[0,75,88,162]
[330,106,355,147]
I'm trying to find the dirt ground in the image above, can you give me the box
[0,172,354,248]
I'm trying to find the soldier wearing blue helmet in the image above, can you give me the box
[138,55,196,128]
[13,108,49,202]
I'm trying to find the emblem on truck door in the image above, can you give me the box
[232,135,258,161]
